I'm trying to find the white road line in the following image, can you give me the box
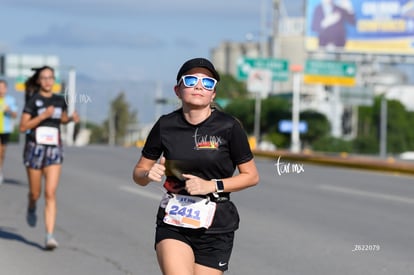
[318,184,414,205]
[120,185,162,201]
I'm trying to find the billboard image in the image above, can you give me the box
[306,0,414,54]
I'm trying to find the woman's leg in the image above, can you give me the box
[0,142,6,181]
[43,164,61,235]
[194,264,223,275]
[26,167,43,210]
[156,239,195,275]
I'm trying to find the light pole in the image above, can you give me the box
[290,64,303,153]
[379,95,387,158]
[272,0,281,58]
[66,67,76,146]
[251,0,268,147]
[371,68,406,158]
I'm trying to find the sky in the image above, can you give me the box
[2,0,414,125]
[0,0,303,83]
[0,0,304,123]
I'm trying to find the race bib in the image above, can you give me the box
[36,126,59,145]
[163,194,216,229]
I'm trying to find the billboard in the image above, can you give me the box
[306,0,414,54]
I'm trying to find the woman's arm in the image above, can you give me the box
[182,159,260,196]
[19,106,54,132]
[133,156,165,186]
[61,111,80,124]
[219,159,259,192]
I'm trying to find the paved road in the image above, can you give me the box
[1,144,413,275]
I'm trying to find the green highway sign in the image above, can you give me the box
[305,60,356,77]
[237,57,289,82]
[304,60,357,86]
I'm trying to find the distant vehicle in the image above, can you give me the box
[257,141,277,151]
[399,151,414,160]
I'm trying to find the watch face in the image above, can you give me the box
[216,180,224,192]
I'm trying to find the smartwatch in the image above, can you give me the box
[214,179,224,193]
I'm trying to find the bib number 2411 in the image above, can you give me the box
[164,194,216,229]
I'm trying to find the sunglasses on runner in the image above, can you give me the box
[179,75,217,90]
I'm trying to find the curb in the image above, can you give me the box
[253,150,414,176]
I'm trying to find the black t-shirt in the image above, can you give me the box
[23,93,67,143]
[142,108,254,233]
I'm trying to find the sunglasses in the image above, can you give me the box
[179,75,217,90]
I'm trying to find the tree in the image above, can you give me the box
[300,110,331,145]
[104,92,138,145]
[386,99,410,153]
[215,73,414,154]
[353,96,414,154]
[224,98,255,133]
[85,121,106,144]
[215,74,249,100]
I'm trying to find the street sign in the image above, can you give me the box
[304,60,356,87]
[5,54,60,78]
[340,87,374,106]
[237,57,289,82]
[14,75,62,93]
[278,120,308,133]
[4,54,62,93]
[247,69,272,94]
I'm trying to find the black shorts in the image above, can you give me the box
[0,133,10,145]
[155,225,235,272]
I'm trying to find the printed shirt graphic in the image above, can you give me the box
[0,95,18,134]
[193,127,220,150]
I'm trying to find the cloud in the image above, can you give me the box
[20,24,165,49]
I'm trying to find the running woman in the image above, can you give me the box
[19,66,79,250]
[133,58,259,275]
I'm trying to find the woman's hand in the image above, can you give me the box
[42,106,55,119]
[182,174,215,195]
[71,111,80,123]
[146,156,166,182]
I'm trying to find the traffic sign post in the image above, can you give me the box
[237,57,289,148]
[237,57,289,82]
[304,60,357,87]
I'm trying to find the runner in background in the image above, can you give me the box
[0,79,18,185]
[19,66,79,250]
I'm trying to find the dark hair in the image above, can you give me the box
[0,79,7,86]
[25,66,54,103]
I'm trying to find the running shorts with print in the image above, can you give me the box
[23,141,64,169]
[155,225,234,272]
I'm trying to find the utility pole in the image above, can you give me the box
[290,65,302,153]
[154,81,164,121]
[272,0,281,58]
[379,95,387,158]
[108,105,115,146]
[66,68,76,146]
[253,0,268,146]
